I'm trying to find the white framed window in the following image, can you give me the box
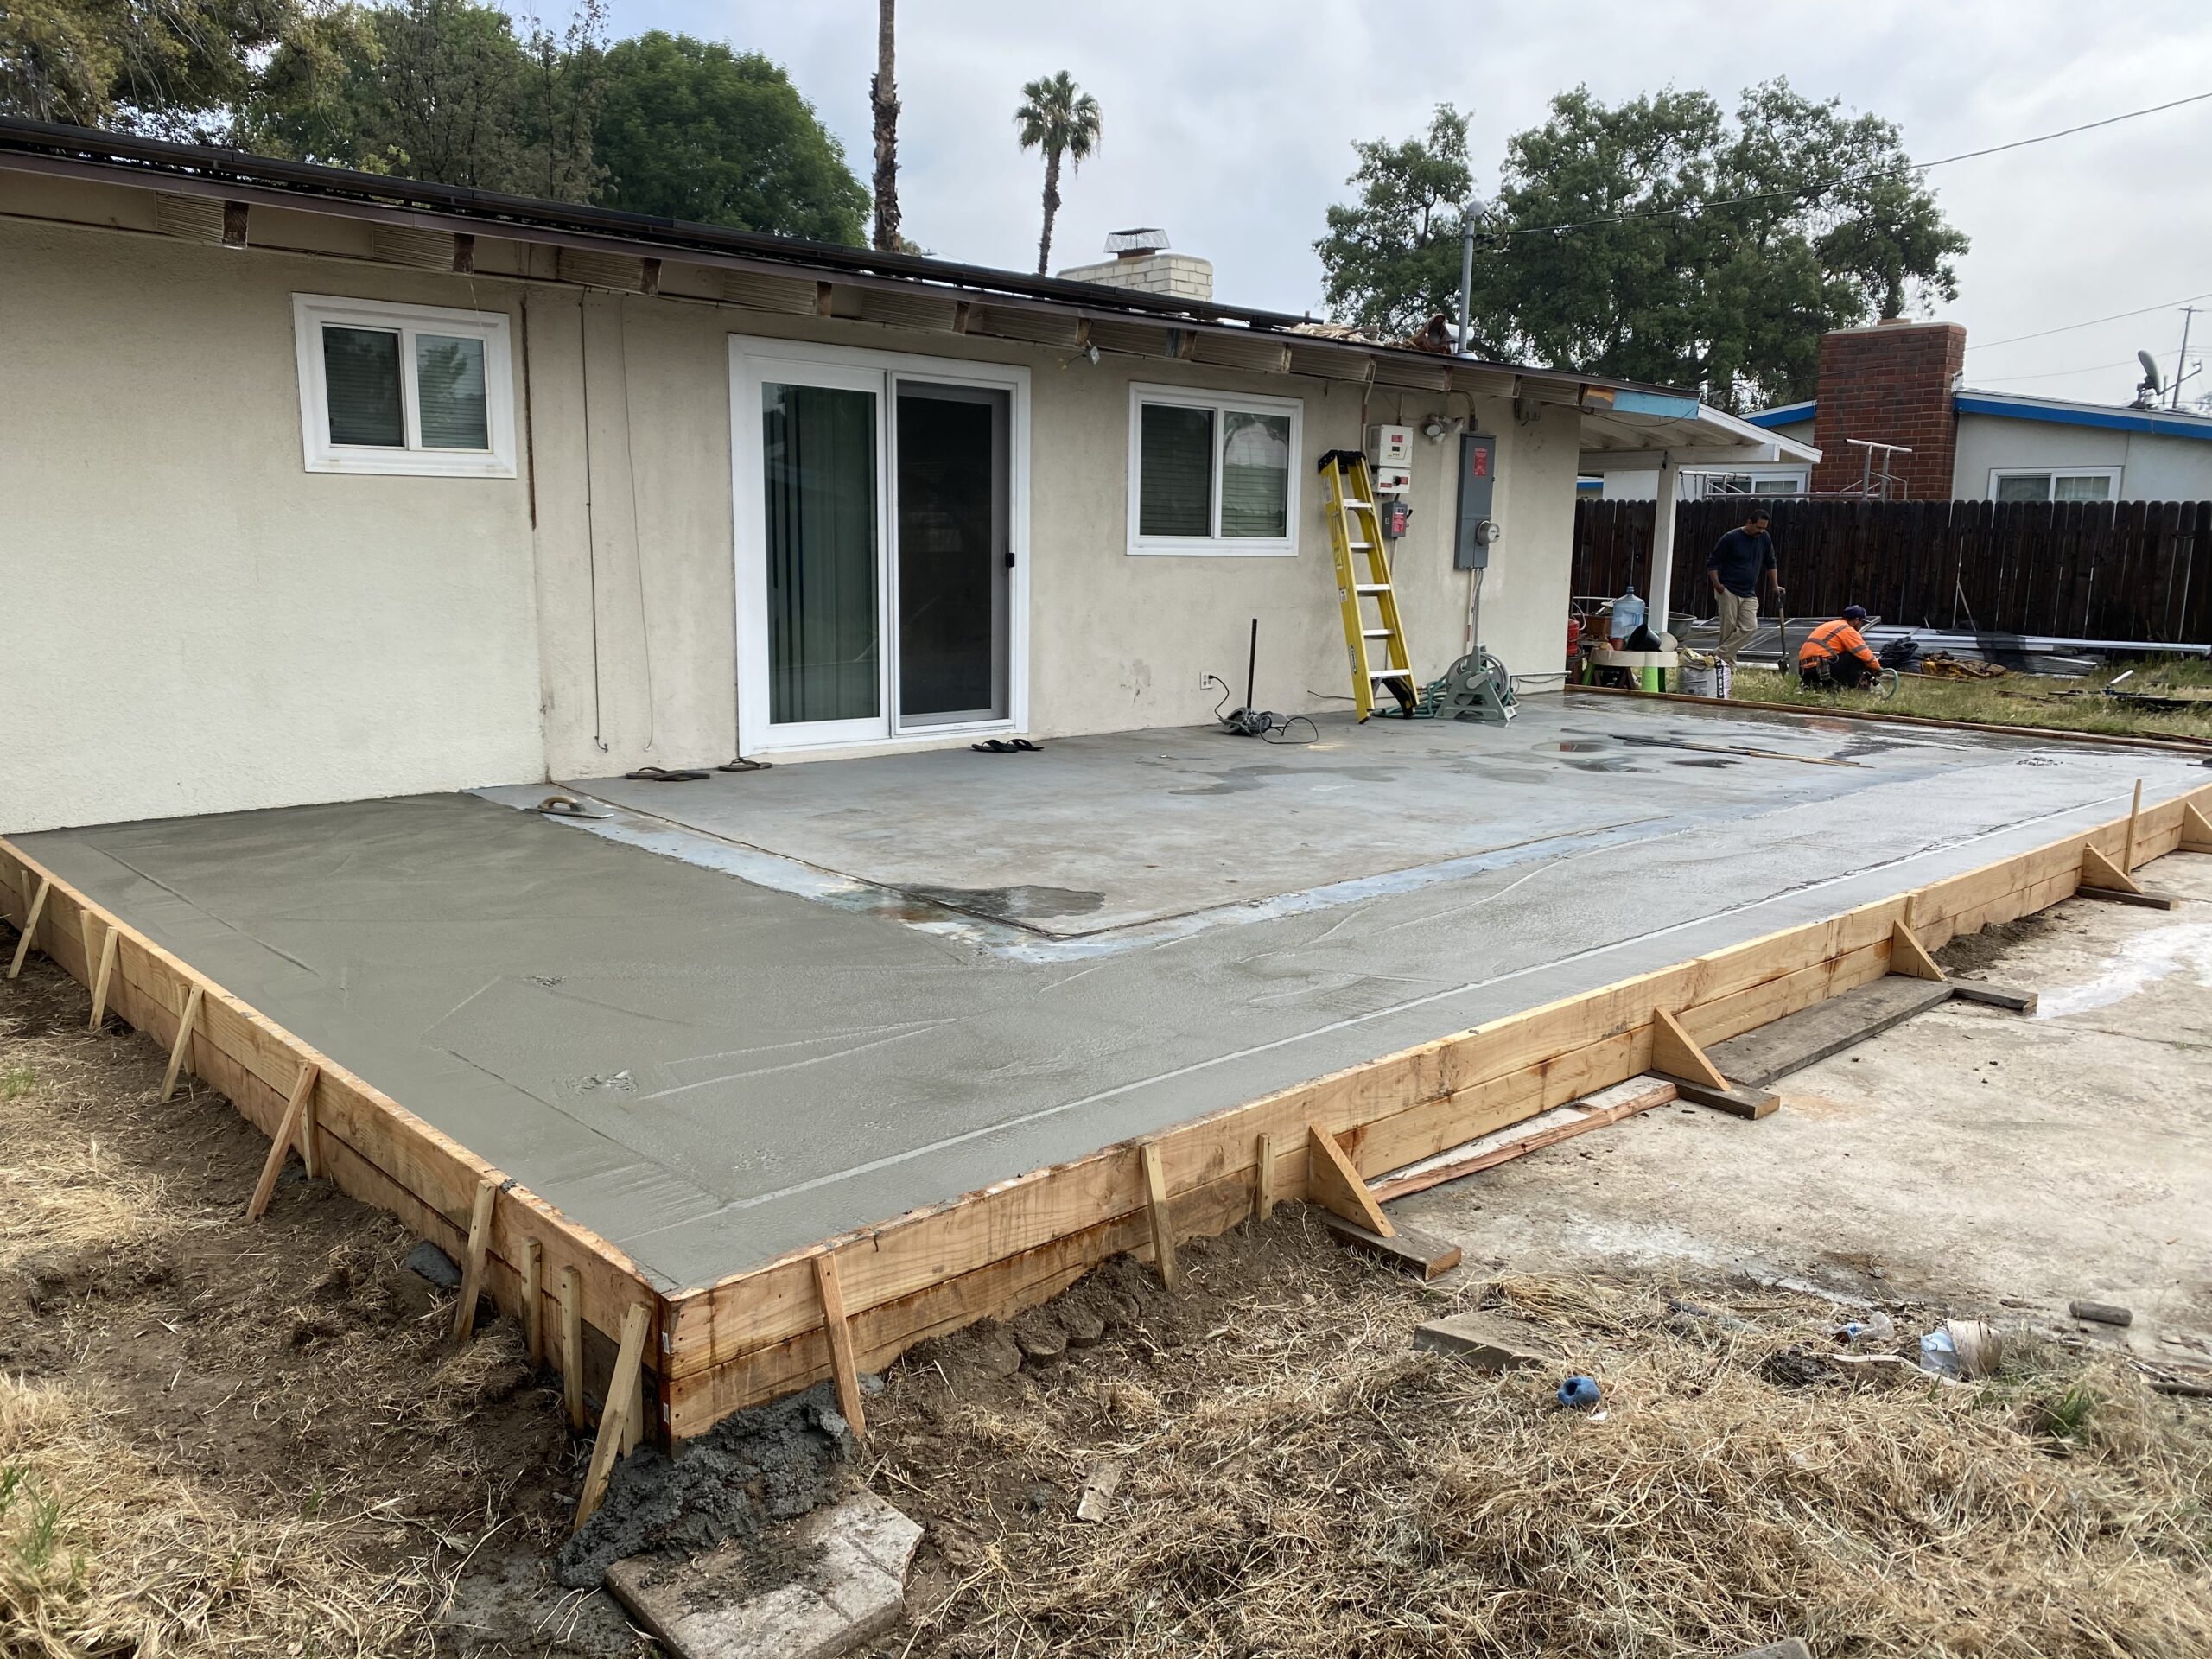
[292,293,517,477]
[1127,383,1302,556]
[1988,467,2119,504]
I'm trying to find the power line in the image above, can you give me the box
[1967,291,2212,352]
[1970,359,2141,385]
[1503,89,2212,239]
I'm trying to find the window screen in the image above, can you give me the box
[322,326,405,447]
[1138,404,1214,537]
[1993,474,2051,503]
[1220,410,1291,537]
[2053,474,2112,502]
[415,334,489,450]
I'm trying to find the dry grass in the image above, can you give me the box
[0,959,578,1657]
[878,1236,2212,1658]
[1735,656,2212,743]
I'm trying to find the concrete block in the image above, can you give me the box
[1412,1308,1556,1371]
[604,1493,922,1659]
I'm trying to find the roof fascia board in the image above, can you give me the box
[1954,391,2212,443]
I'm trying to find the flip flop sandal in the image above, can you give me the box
[717,757,772,772]
[971,739,1020,753]
[624,766,710,782]
[536,795,607,819]
[1010,739,1041,752]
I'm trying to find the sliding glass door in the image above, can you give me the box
[734,342,1025,753]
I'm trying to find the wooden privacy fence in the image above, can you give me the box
[1574,498,2212,644]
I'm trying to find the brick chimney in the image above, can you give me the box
[1808,318,1966,499]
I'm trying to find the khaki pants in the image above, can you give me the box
[1716,592,1760,664]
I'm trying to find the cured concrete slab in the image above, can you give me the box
[13,698,2203,1291]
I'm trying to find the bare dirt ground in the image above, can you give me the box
[0,957,646,1657]
[6,852,2212,1657]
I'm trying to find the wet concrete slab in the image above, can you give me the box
[15,698,2204,1291]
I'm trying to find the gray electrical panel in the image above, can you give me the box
[1453,432,1498,569]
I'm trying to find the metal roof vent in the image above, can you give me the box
[1105,227,1171,259]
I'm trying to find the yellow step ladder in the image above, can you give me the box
[1319,449,1417,720]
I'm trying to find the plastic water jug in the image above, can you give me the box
[1610,588,1646,640]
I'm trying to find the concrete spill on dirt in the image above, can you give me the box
[557,1381,855,1590]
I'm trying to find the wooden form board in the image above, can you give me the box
[649,782,2212,1439]
[0,843,669,1442]
[6,779,2208,1446]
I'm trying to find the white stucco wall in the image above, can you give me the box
[1951,413,2212,501]
[1,194,1581,831]
[0,216,547,833]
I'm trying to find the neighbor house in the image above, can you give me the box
[0,118,1796,834]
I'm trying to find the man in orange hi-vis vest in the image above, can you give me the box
[1798,604,1883,690]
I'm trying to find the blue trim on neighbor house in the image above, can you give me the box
[1952,393,2212,442]
[1744,400,1815,429]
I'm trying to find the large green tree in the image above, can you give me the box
[1317,83,1969,408]
[1,0,292,134]
[593,32,867,242]
[241,0,603,198]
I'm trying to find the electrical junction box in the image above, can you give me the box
[1372,465,1414,494]
[1454,432,1499,569]
[1367,423,1413,469]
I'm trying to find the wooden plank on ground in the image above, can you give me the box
[1948,982,2037,1014]
[1370,1079,1679,1202]
[1670,1078,1780,1120]
[1707,976,1955,1087]
[1319,1214,1461,1279]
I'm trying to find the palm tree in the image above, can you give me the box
[1014,71,1101,276]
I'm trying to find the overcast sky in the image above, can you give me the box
[592,0,2212,407]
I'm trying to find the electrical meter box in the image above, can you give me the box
[1453,433,1499,569]
[1366,423,1413,493]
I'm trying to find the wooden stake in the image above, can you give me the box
[1140,1143,1179,1289]
[450,1177,499,1342]
[245,1062,320,1220]
[560,1267,585,1429]
[2183,802,2212,855]
[7,876,48,979]
[1650,1007,1728,1091]
[575,1301,651,1533]
[812,1252,866,1439]
[87,923,118,1030]
[2081,844,2143,896]
[1306,1126,1393,1236]
[521,1238,544,1367]
[1252,1133,1277,1224]
[159,984,203,1103]
[623,1354,647,1458]
[2124,779,2143,872]
[1889,919,1947,982]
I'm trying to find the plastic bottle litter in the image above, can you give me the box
[1557,1375,1602,1410]
[1839,1313,1896,1345]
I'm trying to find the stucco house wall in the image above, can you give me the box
[1950,414,2212,502]
[0,186,1575,833]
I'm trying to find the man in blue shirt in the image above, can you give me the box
[1706,507,1783,666]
